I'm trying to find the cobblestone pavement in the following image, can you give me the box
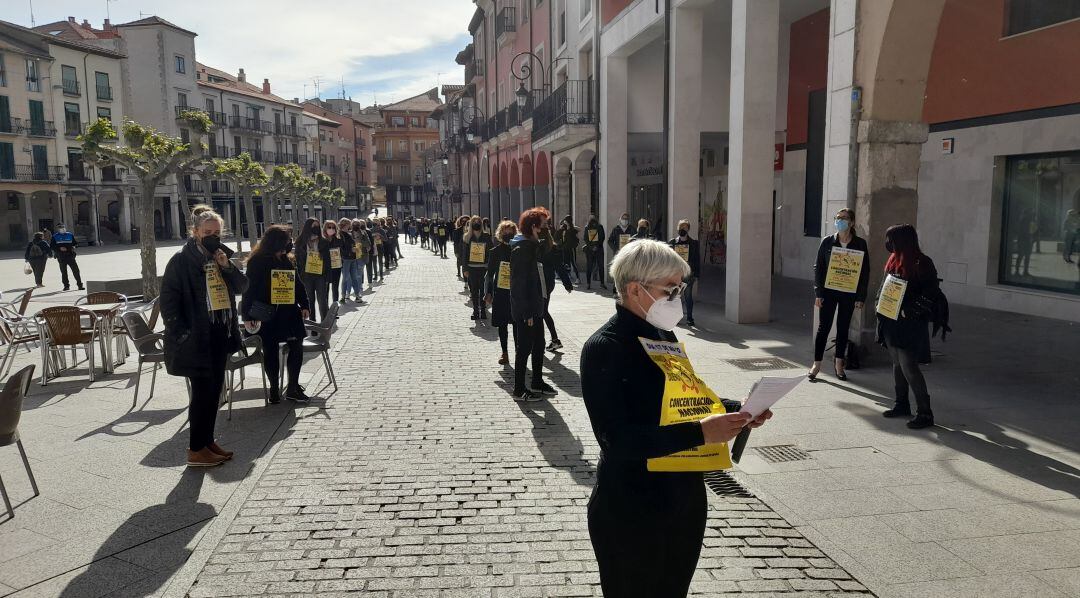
[186,242,873,598]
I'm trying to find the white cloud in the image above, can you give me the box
[20,0,475,102]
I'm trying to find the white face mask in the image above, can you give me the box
[636,287,683,331]
[620,218,629,227]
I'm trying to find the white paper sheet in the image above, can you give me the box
[739,376,804,417]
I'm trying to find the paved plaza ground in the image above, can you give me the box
[0,239,1077,597]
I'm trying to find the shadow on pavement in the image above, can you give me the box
[516,401,596,487]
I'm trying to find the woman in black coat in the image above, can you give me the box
[295,218,330,322]
[510,208,559,401]
[463,215,493,321]
[810,208,870,381]
[161,208,249,467]
[24,232,52,287]
[485,220,517,364]
[324,220,344,304]
[241,225,312,405]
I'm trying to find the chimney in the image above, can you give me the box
[68,16,76,23]
[103,18,111,30]
[237,68,246,83]
[262,78,271,94]
[82,19,91,28]
[293,98,300,104]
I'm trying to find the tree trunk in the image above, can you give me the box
[244,186,258,249]
[291,193,301,233]
[265,192,276,226]
[139,180,160,299]
[177,177,191,238]
[234,188,243,252]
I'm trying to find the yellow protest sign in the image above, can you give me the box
[305,251,324,275]
[469,241,487,264]
[876,274,908,321]
[204,264,231,312]
[638,338,733,472]
[619,234,630,250]
[674,244,690,263]
[270,269,295,305]
[824,247,865,293]
[588,229,598,243]
[423,226,430,233]
[438,227,445,236]
[329,248,342,269]
[354,242,365,259]
[497,261,511,290]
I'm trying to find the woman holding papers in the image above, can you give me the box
[877,224,938,429]
[810,208,869,381]
[580,240,772,598]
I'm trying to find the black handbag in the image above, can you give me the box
[248,300,277,322]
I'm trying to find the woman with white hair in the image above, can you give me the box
[580,239,772,597]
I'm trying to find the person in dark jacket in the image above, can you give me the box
[668,219,701,327]
[241,225,312,404]
[509,208,559,401]
[371,220,387,282]
[337,217,361,303]
[161,208,249,467]
[50,223,83,291]
[324,220,345,304]
[539,222,574,352]
[630,218,653,242]
[452,215,469,281]
[606,212,633,256]
[558,215,582,284]
[583,214,607,290]
[486,220,517,364]
[25,232,52,287]
[434,218,450,258]
[295,218,331,322]
[351,219,374,294]
[463,216,493,321]
[581,239,771,598]
[877,224,938,429]
[810,208,869,381]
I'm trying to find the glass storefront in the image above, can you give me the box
[1001,151,1080,294]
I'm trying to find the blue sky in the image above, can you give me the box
[10,0,475,105]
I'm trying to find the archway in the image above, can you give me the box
[553,156,573,223]
[520,154,534,210]
[508,158,520,220]
[478,154,490,218]
[98,188,127,243]
[572,149,597,228]
[534,152,550,210]
[0,191,29,248]
[498,161,509,221]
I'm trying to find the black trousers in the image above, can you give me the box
[588,480,706,598]
[58,255,82,287]
[814,293,856,361]
[300,274,329,322]
[563,246,581,279]
[187,326,230,452]
[28,258,47,285]
[329,268,342,303]
[888,344,932,415]
[543,295,558,342]
[498,324,509,355]
[467,268,486,316]
[262,336,302,393]
[585,247,604,285]
[437,239,447,257]
[513,319,545,391]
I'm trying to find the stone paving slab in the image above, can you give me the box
[183,243,873,597]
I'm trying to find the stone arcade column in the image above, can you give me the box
[726,0,779,324]
[572,167,591,227]
[554,173,572,222]
[119,192,132,244]
[667,5,704,241]
[170,193,181,239]
[600,55,629,238]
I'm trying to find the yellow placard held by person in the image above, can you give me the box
[824,247,865,293]
[876,274,908,320]
[469,241,487,264]
[619,234,630,250]
[305,251,324,275]
[638,338,733,472]
[204,264,231,312]
[497,261,511,290]
[674,244,690,263]
[354,242,365,260]
[329,248,342,269]
[270,269,295,305]
[588,229,599,243]
[424,226,430,233]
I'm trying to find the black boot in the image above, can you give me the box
[883,401,911,418]
[907,411,935,429]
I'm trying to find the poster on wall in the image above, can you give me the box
[701,176,727,266]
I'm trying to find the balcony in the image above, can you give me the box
[67,164,89,181]
[229,116,272,135]
[1,165,66,182]
[356,158,367,168]
[495,6,517,42]
[61,79,80,96]
[64,120,83,138]
[354,137,366,147]
[532,79,599,149]
[175,106,225,127]
[376,151,411,162]
[184,177,204,193]
[209,180,232,195]
[207,144,228,158]
[20,120,57,137]
[466,58,485,82]
[0,117,19,135]
[274,123,304,138]
[101,165,122,182]
[96,85,113,101]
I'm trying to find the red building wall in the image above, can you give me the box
[601,0,635,26]
[785,8,829,148]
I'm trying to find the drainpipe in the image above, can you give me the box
[661,0,671,231]
[593,0,601,216]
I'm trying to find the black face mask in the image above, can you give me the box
[637,227,648,236]
[284,242,294,254]
[201,235,222,253]
[678,229,688,237]
[472,224,482,231]
[885,241,895,253]
[589,219,597,225]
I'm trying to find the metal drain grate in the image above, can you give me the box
[726,357,798,371]
[753,445,812,463]
[703,470,755,498]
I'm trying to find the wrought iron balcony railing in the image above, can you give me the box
[532,79,598,141]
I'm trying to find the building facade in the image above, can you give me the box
[371,89,441,219]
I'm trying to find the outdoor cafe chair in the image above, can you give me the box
[284,302,339,393]
[0,316,40,379]
[223,335,269,420]
[0,365,40,521]
[77,292,130,362]
[0,289,37,345]
[37,306,98,386]
[120,312,165,409]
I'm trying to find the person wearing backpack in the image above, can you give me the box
[25,232,52,287]
[876,224,938,430]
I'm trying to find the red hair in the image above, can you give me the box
[518,207,549,237]
[884,224,925,279]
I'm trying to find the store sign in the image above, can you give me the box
[629,153,664,185]
[774,143,785,171]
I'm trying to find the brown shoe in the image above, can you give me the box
[208,442,233,460]
[498,353,509,365]
[187,448,227,467]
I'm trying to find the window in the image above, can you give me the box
[580,0,591,20]
[0,142,13,179]
[1005,0,1080,35]
[398,140,408,153]
[180,129,190,143]
[96,106,112,122]
[95,71,111,100]
[558,5,566,46]
[63,102,80,136]
[410,116,419,127]
[391,116,405,127]
[0,54,6,87]
[205,98,215,113]
[385,140,392,157]
[177,92,188,108]
[25,59,40,92]
[1000,151,1080,295]
[28,99,44,135]
[175,55,186,73]
[67,148,85,180]
[233,135,241,154]
[291,142,298,158]
[400,165,408,178]
[232,104,240,117]
[61,65,78,95]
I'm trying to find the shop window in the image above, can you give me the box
[1000,152,1080,295]
[1005,0,1080,35]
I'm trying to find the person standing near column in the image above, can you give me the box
[50,223,84,291]
[668,219,701,327]
[161,208,248,467]
[510,208,558,401]
[810,209,869,381]
[24,232,52,287]
[558,215,582,285]
[877,224,938,429]
[583,214,607,290]
[486,220,517,365]
[631,218,653,242]
[607,212,633,257]
[296,218,330,321]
